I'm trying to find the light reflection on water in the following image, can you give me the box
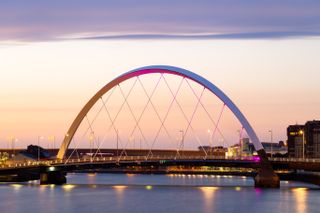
[199,186,218,213]
[293,187,308,213]
[0,173,319,213]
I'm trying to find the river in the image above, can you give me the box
[0,173,318,213]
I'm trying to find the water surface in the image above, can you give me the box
[0,173,318,213]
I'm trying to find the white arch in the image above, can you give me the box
[57,65,264,159]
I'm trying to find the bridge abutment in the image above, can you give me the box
[254,169,280,188]
[254,149,280,188]
[40,170,66,185]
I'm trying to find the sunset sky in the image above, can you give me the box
[1,0,320,149]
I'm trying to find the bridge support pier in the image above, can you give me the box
[254,169,280,188]
[254,150,280,188]
[40,171,66,185]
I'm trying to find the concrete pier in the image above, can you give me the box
[40,171,66,185]
[254,149,280,188]
[254,169,280,188]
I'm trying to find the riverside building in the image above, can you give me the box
[287,120,320,158]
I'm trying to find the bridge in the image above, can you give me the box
[1,65,317,187]
[1,155,320,186]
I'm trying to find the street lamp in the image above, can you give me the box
[7,136,13,155]
[13,138,18,157]
[48,136,56,150]
[116,129,119,157]
[89,131,94,161]
[179,130,184,151]
[8,136,18,158]
[207,129,212,156]
[269,130,273,158]
[299,130,305,159]
[237,129,241,157]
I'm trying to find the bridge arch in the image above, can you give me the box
[57,65,265,159]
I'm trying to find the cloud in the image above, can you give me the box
[0,0,320,41]
[76,32,320,40]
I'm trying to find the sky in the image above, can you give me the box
[0,1,320,149]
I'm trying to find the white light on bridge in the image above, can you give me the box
[48,166,56,172]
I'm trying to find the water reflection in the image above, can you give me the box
[113,185,128,210]
[293,188,308,213]
[62,184,76,192]
[112,185,128,191]
[39,184,48,192]
[10,184,23,191]
[200,187,218,213]
[235,186,241,191]
[145,185,153,190]
[87,173,97,177]
[49,184,55,188]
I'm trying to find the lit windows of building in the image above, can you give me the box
[287,125,304,158]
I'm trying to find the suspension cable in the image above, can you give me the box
[162,75,208,157]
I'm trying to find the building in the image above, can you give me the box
[287,120,320,158]
[305,120,320,158]
[287,124,305,158]
[226,144,240,158]
[240,138,250,155]
[226,138,287,158]
[226,138,254,157]
[261,142,287,156]
[198,146,227,157]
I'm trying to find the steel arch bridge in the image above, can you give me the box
[56,65,279,187]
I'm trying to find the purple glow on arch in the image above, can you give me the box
[119,68,209,91]
[120,68,185,79]
[252,156,260,162]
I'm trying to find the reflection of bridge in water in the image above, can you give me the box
[1,66,318,187]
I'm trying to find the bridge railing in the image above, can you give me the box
[270,157,320,163]
[1,155,262,169]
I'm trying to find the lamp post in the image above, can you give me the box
[299,130,305,159]
[116,129,119,157]
[13,138,18,157]
[6,136,9,150]
[133,137,135,149]
[8,136,18,158]
[237,129,241,157]
[47,136,56,156]
[179,130,184,151]
[269,130,273,158]
[53,136,56,150]
[89,131,94,161]
[47,136,55,149]
[207,129,212,156]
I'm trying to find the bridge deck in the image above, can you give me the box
[2,157,320,172]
